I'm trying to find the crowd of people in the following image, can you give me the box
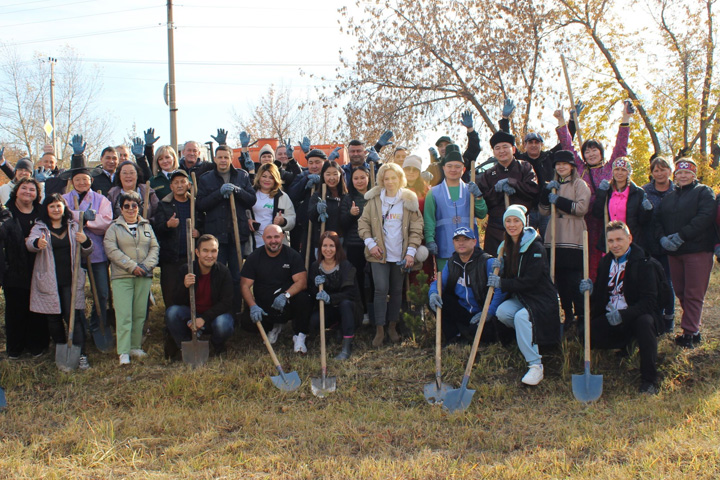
[0,101,718,396]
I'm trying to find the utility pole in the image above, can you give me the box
[167,0,178,152]
[48,57,57,155]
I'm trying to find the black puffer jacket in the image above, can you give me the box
[339,190,368,247]
[592,181,651,251]
[642,180,674,255]
[499,228,560,345]
[196,166,256,244]
[154,193,204,264]
[0,203,40,289]
[656,180,716,255]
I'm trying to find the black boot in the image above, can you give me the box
[335,337,353,360]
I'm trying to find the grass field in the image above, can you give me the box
[1,267,719,479]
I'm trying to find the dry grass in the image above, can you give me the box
[1,267,720,479]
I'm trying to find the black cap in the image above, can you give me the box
[435,135,453,147]
[490,131,515,148]
[552,150,576,166]
[441,144,463,166]
[306,148,328,160]
[169,169,189,181]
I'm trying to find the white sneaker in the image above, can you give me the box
[267,324,283,344]
[293,333,307,354]
[362,314,370,326]
[522,364,543,386]
[119,353,130,365]
[130,349,147,358]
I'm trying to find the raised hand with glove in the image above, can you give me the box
[328,146,341,162]
[144,128,160,146]
[131,137,144,157]
[366,147,380,163]
[70,134,86,155]
[242,152,255,172]
[34,167,53,182]
[502,98,516,118]
[461,110,473,129]
[239,131,251,149]
[300,136,311,154]
[429,147,440,163]
[376,130,393,148]
[211,128,228,145]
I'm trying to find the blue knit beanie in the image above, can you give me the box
[503,204,527,227]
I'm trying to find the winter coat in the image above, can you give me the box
[149,171,173,200]
[26,220,93,314]
[308,260,361,317]
[656,180,716,255]
[276,159,302,190]
[104,215,160,280]
[539,168,590,252]
[63,189,113,264]
[642,180,674,256]
[308,188,345,238]
[498,228,560,345]
[196,166,256,244]
[498,117,555,189]
[179,158,215,178]
[249,189,296,247]
[154,192,203,264]
[89,149,152,195]
[478,159,539,228]
[107,183,160,223]
[288,170,315,227]
[172,261,233,320]
[592,181,651,251]
[357,186,424,263]
[0,203,40,289]
[339,190,368,248]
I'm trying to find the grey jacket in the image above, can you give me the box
[103,215,159,280]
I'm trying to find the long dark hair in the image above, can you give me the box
[39,193,73,227]
[9,177,42,207]
[113,161,141,188]
[320,161,347,197]
[348,165,370,196]
[501,232,522,279]
[319,230,346,264]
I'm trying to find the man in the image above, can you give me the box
[165,234,234,356]
[196,145,256,317]
[340,130,393,184]
[274,140,302,188]
[91,146,119,195]
[425,110,482,186]
[424,144,487,270]
[392,146,408,166]
[179,140,214,177]
[478,131,539,255]
[0,156,35,204]
[154,169,201,304]
[288,148,327,256]
[582,221,664,394]
[428,227,505,346]
[240,224,312,352]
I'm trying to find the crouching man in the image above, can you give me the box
[165,234,234,356]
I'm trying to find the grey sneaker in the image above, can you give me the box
[79,355,90,370]
[267,324,283,345]
[130,349,148,358]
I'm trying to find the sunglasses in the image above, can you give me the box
[122,203,139,210]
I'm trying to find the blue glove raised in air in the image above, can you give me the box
[250,305,267,323]
[642,198,653,210]
[429,147,439,163]
[285,139,294,160]
[271,293,288,312]
[546,180,561,191]
[144,128,160,146]
[84,207,96,222]
[579,278,593,294]
[466,181,482,197]
[314,275,325,286]
[305,174,321,190]
[598,179,610,191]
[428,293,443,312]
[70,134,86,155]
[328,146,341,162]
[242,152,255,171]
[366,147,380,163]
[606,309,622,326]
[660,233,684,252]
[427,241,438,256]
[239,131,251,148]
[212,128,228,145]
[572,100,585,118]
[220,183,238,198]
[316,290,330,303]
[461,110,473,129]
[33,167,52,182]
[377,130,393,147]
[487,274,501,289]
[300,136,311,154]
[131,137,144,157]
[502,98,516,118]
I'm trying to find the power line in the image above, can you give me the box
[178,25,335,30]
[0,5,163,28]
[176,3,330,11]
[1,0,98,15]
[64,57,340,67]
[4,25,161,47]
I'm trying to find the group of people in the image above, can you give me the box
[0,100,718,396]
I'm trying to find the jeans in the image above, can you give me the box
[370,262,404,326]
[496,297,541,366]
[310,299,355,337]
[165,305,234,347]
[88,261,110,333]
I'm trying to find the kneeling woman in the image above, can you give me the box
[308,231,360,360]
[26,194,93,368]
[489,205,560,385]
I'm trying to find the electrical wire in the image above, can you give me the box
[64,57,340,67]
[4,25,161,47]
[0,5,163,28]
[1,0,98,15]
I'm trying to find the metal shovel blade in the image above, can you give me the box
[572,363,603,403]
[423,380,451,405]
[181,338,209,369]
[271,367,302,392]
[55,343,81,373]
[0,386,6,409]
[443,383,475,413]
[311,375,337,398]
[92,323,114,353]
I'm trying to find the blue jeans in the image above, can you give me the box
[165,305,234,347]
[496,297,541,366]
[88,261,110,332]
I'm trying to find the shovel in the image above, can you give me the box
[229,194,244,270]
[444,247,504,413]
[311,284,336,397]
[550,189,565,336]
[423,269,450,404]
[572,230,603,402]
[504,193,510,209]
[181,219,209,368]
[256,321,301,392]
[56,212,84,372]
[0,386,5,409]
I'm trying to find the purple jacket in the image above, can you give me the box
[64,190,113,264]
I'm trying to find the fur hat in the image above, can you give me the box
[490,131,515,148]
[553,150,576,167]
[441,144,463,166]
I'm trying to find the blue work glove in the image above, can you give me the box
[606,309,622,326]
[300,136,311,154]
[487,274,501,289]
[427,241,438,256]
[243,152,255,171]
[316,200,327,215]
[502,98,516,118]
[131,137,144,157]
[598,179,610,191]
[714,245,720,262]
[429,147,439,163]
[305,174,321,190]
[211,128,228,145]
[70,134,86,155]
[494,178,509,193]
[314,275,326,286]
[642,198,653,210]
[546,180,561,191]
[0,147,5,163]
[396,258,411,272]
[33,167,52,182]
[573,100,585,118]
[470,312,483,325]
[428,293,443,312]
[220,183,238,198]
[366,147,380,163]
[377,130,394,147]
[421,171,434,183]
[492,257,503,275]
[316,290,331,303]
[579,278,593,295]
[250,305,267,323]
[319,212,329,223]
[144,128,160,146]
[285,139,294,160]
[460,110,473,129]
[84,207,97,222]
[271,293,288,312]
[239,131,251,148]
[660,233,684,252]
[503,183,516,195]
[548,193,559,204]
[328,146,341,162]
[624,99,636,115]
[466,181,482,197]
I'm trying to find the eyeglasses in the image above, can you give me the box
[122,203,139,210]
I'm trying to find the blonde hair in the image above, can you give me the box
[155,145,179,173]
[377,162,407,190]
[253,163,282,197]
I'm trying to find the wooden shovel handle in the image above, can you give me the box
[550,188,556,282]
[582,230,591,362]
[66,212,84,345]
[469,160,476,231]
[305,186,315,270]
[186,219,197,333]
[435,269,443,376]
[561,54,584,147]
[229,194,244,270]
[319,283,327,371]
[256,321,283,368]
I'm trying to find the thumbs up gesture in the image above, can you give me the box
[273,211,286,226]
[350,201,360,216]
[37,232,48,249]
[167,212,179,228]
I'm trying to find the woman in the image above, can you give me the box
[249,163,296,249]
[104,191,159,365]
[26,194,93,369]
[108,161,159,222]
[489,205,560,385]
[592,157,652,251]
[358,163,423,347]
[309,160,347,263]
[0,178,46,358]
[148,145,180,200]
[403,155,429,211]
[553,101,633,280]
[539,150,590,329]
[340,166,371,324]
[642,156,676,333]
[655,158,716,348]
[308,231,360,360]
